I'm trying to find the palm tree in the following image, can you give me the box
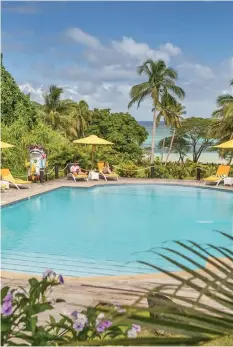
[162,103,186,164]
[211,79,233,142]
[43,85,71,130]
[128,59,185,166]
[210,79,233,164]
[68,100,89,138]
[215,79,233,119]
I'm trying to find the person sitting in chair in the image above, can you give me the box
[70,162,86,175]
[103,162,113,174]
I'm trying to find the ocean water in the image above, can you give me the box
[1,185,232,277]
[139,121,223,163]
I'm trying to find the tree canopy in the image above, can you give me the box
[1,62,37,128]
[177,117,215,162]
[1,62,148,174]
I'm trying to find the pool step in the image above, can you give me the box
[1,250,171,277]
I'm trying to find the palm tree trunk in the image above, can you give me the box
[165,129,176,165]
[151,110,157,164]
[160,137,166,163]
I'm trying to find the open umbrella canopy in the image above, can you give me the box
[73,135,113,145]
[214,139,233,149]
[73,135,114,170]
[0,141,15,149]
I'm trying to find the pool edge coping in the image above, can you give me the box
[1,257,231,282]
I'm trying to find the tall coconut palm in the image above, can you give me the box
[163,103,186,164]
[43,85,71,130]
[155,101,186,163]
[128,59,185,165]
[68,100,90,138]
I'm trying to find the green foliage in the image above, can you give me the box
[158,136,190,163]
[2,234,232,346]
[86,109,148,161]
[177,118,215,162]
[114,162,150,178]
[1,273,138,346]
[1,63,37,128]
[128,59,185,163]
[76,232,233,346]
[1,65,148,175]
[210,79,233,163]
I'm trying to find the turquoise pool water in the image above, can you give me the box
[1,185,233,277]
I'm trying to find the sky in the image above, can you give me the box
[2,1,233,120]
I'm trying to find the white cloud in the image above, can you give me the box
[178,62,215,80]
[66,27,182,66]
[66,28,101,49]
[16,27,232,121]
[19,83,44,102]
[112,36,170,62]
[159,43,181,56]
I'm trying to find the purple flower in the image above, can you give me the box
[42,269,54,279]
[96,320,112,333]
[71,310,78,320]
[2,291,13,316]
[96,322,106,333]
[3,292,13,303]
[58,274,64,284]
[132,324,141,333]
[2,301,13,316]
[73,321,84,332]
[103,320,112,328]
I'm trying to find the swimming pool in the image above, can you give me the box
[1,185,233,277]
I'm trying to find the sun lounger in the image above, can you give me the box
[0,168,31,189]
[204,165,230,186]
[97,162,119,181]
[67,164,88,182]
[1,180,9,192]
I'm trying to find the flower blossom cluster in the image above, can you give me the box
[127,324,141,338]
[2,292,13,316]
[71,311,88,333]
[96,313,112,333]
[42,269,64,284]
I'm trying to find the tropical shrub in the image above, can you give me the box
[1,271,141,346]
[114,162,150,178]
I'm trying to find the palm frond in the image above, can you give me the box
[164,67,178,80]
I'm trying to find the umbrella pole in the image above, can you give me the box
[91,145,94,170]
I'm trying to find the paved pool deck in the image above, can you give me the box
[1,178,232,318]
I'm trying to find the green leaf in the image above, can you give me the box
[28,278,39,287]
[1,321,12,332]
[1,286,10,304]
[50,315,56,325]
[30,316,38,333]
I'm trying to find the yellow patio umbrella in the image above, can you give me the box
[73,135,114,169]
[0,141,15,149]
[214,139,233,149]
